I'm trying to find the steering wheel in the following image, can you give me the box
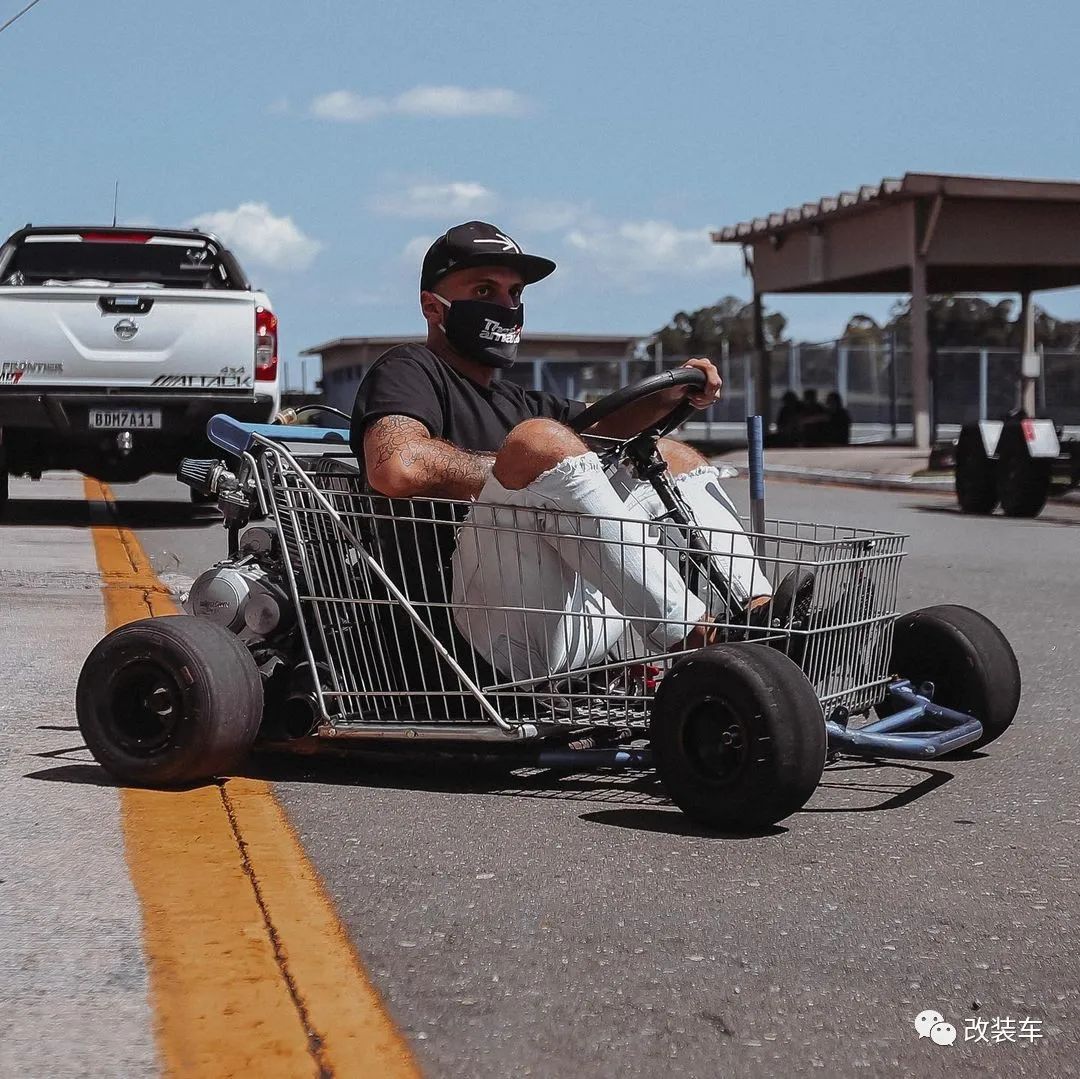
[568,367,707,439]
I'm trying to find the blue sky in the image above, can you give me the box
[4,0,1080,389]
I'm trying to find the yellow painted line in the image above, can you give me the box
[83,478,421,1078]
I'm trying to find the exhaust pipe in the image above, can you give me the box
[281,690,320,739]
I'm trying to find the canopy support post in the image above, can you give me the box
[909,225,931,450]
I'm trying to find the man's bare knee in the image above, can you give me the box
[659,437,708,476]
[494,418,588,490]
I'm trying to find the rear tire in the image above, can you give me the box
[997,444,1050,518]
[955,425,998,514]
[886,604,1020,748]
[76,615,263,786]
[651,644,826,831]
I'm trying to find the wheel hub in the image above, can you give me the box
[108,661,181,756]
[683,698,750,784]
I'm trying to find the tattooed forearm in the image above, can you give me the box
[370,415,423,469]
[364,415,494,499]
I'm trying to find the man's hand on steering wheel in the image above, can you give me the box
[681,357,722,410]
[568,361,723,443]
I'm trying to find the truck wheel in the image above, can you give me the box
[651,644,825,831]
[997,444,1050,518]
[76,615,263,786]
[0,442,9,513]
[954,425,997,514]
[887,604,1020,748]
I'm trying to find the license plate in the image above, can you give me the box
[89,408,162,430]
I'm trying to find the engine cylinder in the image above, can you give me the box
[187,566,256,632]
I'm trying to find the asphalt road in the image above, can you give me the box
[84,468,1079,1078]
[0,475,157,1078]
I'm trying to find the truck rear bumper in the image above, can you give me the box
[0,388,275,432]
[0,389,276,481]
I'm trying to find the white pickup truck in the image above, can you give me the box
[0,225,281,507]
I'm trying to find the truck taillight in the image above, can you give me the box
[79,231,152,243]
[255,306,278,382]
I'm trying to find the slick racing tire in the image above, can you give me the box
[651,644,826,831]
[886,604,1021,749]
[77,615,263,786]
[996,444,1050,518]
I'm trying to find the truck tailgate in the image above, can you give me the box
[0,287,256,389]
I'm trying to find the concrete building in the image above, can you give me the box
[302,333,647,414]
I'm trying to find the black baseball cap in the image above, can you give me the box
[420,221,556,293]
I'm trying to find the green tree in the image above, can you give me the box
[655,295,787,357]
[842,314,885,346]
[882,295,1080,348]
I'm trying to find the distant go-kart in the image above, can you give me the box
[76,371,1021,831]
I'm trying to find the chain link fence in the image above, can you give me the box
[503,341,1080,436]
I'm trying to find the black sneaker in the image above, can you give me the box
[744,568,816,665]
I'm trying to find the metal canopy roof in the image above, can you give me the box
[713,176,906,242]
[712,172,1080,294]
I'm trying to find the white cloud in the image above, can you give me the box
[394,85,528,118]
[373,181,496,219]
[310,89,387,123]
[309,85,528,123]
[401,235,433,266]
[189,202,322,271]
[512,199,588,233]
[564,219,741,286]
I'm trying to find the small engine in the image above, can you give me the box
[185,528,293,639]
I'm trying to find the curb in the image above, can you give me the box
[727,464,954,493]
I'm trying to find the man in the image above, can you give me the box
[350,221,772,683]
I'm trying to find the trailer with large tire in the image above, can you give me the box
[955,414,1080,518]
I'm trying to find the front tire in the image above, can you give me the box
[76,615,263,786]
[886,604,1020,748]
[651,644,826,830]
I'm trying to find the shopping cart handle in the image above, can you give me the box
[207,414,350,455]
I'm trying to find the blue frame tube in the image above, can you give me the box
[827,680,984,759]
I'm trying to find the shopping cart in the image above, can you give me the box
[76,378,1021,830]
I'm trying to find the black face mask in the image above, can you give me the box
[434,294,523,368]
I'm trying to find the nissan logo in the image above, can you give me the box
[114,318,139,341]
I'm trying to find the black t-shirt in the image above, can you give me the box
[349,343,585,462]
[344,344,585,710]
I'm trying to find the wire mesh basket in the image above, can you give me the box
[255,445,907,733]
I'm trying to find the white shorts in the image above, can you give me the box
[450,453,770,682]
